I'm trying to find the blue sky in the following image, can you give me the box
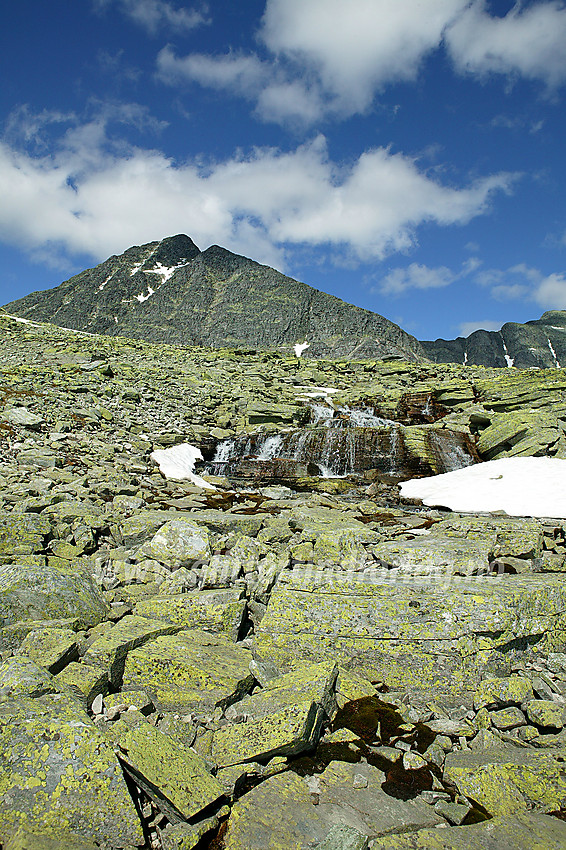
[1,0,565,341]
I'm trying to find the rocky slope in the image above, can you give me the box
[422,310,566,368]
[3,235,424,361]
[1,314,566,849]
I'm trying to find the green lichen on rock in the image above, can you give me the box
[82,614,179,686]
[255,570,566,701]
[122,629,254,715]
[18,627,78,674]
[141,518,211,566]
[0,692,143,847]
[110,717,224,821]
[135,589,246,641]
[369,813,566,849]
[0,562,109,629]
[444,745,566,816]
[0,512,51,563]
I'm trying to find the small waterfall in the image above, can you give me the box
[256,434,285,460]
[212,438,238,464]
[310,404,336,426]
[208,402,478,482]
[340,406,394,428]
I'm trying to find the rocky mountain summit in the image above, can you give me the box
[423,310,566,369]
[1,313,566,849]
[3,235,423,362]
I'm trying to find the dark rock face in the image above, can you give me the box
[3,235,423,362]
[422,311,566,369]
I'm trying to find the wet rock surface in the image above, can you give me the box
[1,313,566,848]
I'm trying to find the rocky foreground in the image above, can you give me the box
[1,312,566,849]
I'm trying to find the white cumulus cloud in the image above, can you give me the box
[378,256,482,296]
[477,263,566,310]
[156,1,566,127]
[379,264,458,296]
[94,0,209,34]
[156,48,266,93]
[0,109,516,273]
[259,0,467,112]
[446,0,566,88]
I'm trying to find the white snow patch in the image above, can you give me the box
[150,443,216,490]
[129,262,144,277]
[294,341,310,358]
[98,274,114,292]
[501,340,514,368]
[548,338,561,368]
[296,385,339,399]
[135,286,155,303]
[400,457,566,519]
[463,351,468,366]
[114,316,118,324]
[144,262,189,283]
[550,326,566,331]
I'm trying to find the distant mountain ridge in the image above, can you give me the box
[3,235,424,361]
[4,234,565,367]
[422,311,566,369]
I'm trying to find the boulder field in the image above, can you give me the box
[1,312,566,849]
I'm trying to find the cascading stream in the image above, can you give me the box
[209,403,404,478]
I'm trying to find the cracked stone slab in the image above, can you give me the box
[254,569,566,702]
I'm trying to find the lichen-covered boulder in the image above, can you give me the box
[82,614,179,687]
[5,824,99,850]
[0,657,60,702]
[369,813,566,849]
[444,745,566,816]
[141,519,211,567]
[0,562,109,628]
[0,693,143,847]
[473,675,534,711]
[135,589,246,641]
[108,713,224,823]
[373,536,494,576]
[212,662,338,767]
[18,628,78,674]
[223,761,441,849]
[255,569,566,702]
[0,513,51,563]
[122,629,254,716]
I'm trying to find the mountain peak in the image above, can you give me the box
[3,236,423,360]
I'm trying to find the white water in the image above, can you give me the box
[256,434,285,460]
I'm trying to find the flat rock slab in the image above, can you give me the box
[369,813,566,849]
[373,536,494,576]
[432,515,542,559]
[18,627,78,674]
[444,745,566,816]
[0,693,143,848]
[255,569,566,701]
[82,614,179,686]
[0,562,109,629]
[0,618,82,656]
[110,717,224,822]
[213,662,338,766]
[135,589,246,641]
[122,629,254,715]
[55,661,109,709]
[223,762,441,849]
